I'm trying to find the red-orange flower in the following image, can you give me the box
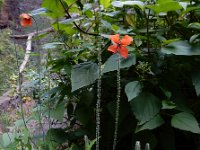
[19,13,32,27]
[107,34,133,58]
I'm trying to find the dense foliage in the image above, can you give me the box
[1,0,200,149]
[0,29,23,95]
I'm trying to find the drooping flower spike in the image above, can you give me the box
[19,13,32,27]
[107,34,133,58]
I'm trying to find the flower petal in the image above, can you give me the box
[19,13,31,19]
[109,34,120,44]
[107,45,118,53]
[119,46,128,58]
[120,35,133,46]
[20,18,32,27]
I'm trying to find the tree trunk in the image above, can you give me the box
[0,0,19,28]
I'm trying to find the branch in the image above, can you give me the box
[59,0,99,36]
[10,27,53,39]
[12,27,52,73]
[19,33,34,73]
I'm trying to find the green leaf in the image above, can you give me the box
[30,8,48,16]
[71,62,99,92]
[84,10,93,18]
[59,17,84,24]
[162,38,181,45]
[162,100,176,109]
[65,0,76,5]
[42,0,65,18]
[161,41,200,55]
[49,103,65,122]
[146,0,182,14]
[2,133,15,147]
[173,95,193,114]
[134,37,143,47]
[192,71,200,96]
[171,112,200,133]
[102,54,136,73]
[125,81,142,102]
[111,24,120,31]
[123,1,144,9]
[189,34,200,43]
[42,42,64,49]
[85,137,96,150]
[21,129,30,144]
[112,1,144,9]
[15,119,25,127]
[181,6,200,16]
[125,14,135,27]
[46,128,68,144]
[135,114,164,133]
[111,1,124,7]
[160,87,172,99]
[188,22,200,30]
[130,92,162,125]
[69,144,81,150]
[100,0,111,9]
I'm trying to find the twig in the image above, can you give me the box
[10,27,53,73]
[10,27,53,39]
[19,33,34,73]
[59,0,99,36]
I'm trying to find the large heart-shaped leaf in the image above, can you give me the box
[42,0,65,18]
[135,114,164,133]
[146,0,182,14]
[161,41,200,55]
[102,54,136,73]
[171,112,200,133]
[125,81,142,102]
[71,62,99,92]
[130,92,161,125]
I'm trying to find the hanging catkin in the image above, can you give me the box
[113,54,121,150]
[96,45,102,150]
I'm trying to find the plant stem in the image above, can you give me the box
[113,54,121,150]
[14,39,27,129]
